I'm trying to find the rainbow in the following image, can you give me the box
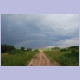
[14,40,33,46]
[14,39,44,47]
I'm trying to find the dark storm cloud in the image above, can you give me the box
[1,14,79,49]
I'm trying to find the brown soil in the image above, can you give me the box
[27,50,54,66]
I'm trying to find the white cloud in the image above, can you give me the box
[57,37,79,47]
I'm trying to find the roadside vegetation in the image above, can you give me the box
[1,44,39,66]
[44,46,79,66]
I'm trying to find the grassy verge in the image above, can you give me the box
[1,50,39,66]
[44,49,79,66]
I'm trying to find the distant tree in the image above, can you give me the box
[1,44,6,53]
[21,47,25,51]
[27,48,32,51]
[60,48,67,52]
[35,48,39,51]
[52,48,54,50]
[54,47,59,49]
[57,47,60,49]
[69,46,79,50]
[27,48,29,51]
[30,48,32,51]
[1,44,16,53]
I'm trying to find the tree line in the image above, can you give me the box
[51,46,79,51]
[1,44,34,53]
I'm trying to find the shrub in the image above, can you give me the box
[60,48,67,52]
[59,50,79,66]
[8,50,16,55]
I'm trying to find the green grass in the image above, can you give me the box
[44,49,79,66]
[1,50,39,66]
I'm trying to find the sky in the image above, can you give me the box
[1,14,79,49]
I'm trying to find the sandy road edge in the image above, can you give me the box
[27,52,40,66]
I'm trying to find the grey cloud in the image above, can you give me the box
[1,14,79,49]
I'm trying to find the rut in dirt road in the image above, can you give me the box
[28,50,54,66]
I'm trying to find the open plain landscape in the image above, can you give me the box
[1,14,79,66]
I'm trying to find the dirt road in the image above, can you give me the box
[28,50,54,66]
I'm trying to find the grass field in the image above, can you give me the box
[43,49,79,66]
[1,50,39,66]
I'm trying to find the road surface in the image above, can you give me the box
[28,50,54,66]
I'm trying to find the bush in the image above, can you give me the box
[8,50,16,55]
[8,49,25,55]
[27,48,32,51]
[60,48,67,52]
[59,50,79,66]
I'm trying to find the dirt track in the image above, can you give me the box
[28,50,54,66]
